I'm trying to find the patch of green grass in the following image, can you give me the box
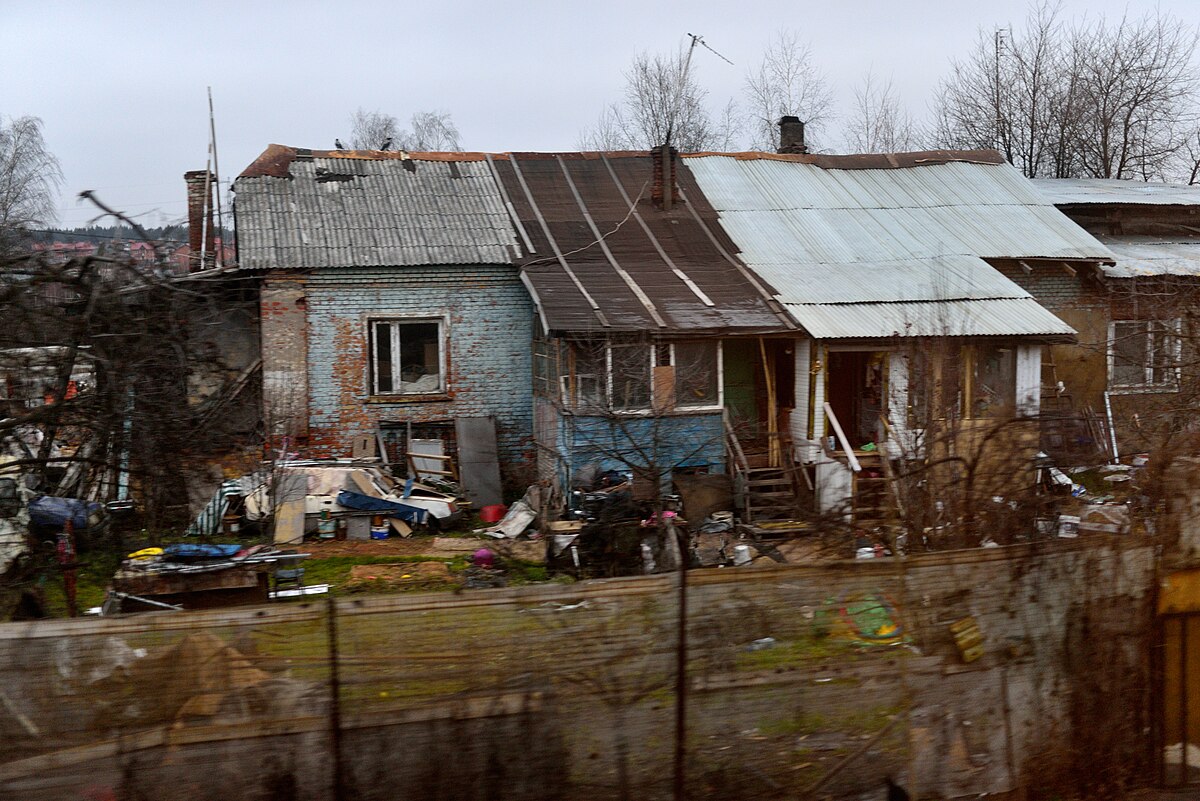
[299,555,466,594]
[40,548,124,616]
[734,637,857,671]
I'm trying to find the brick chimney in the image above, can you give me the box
[184,169,216,271]
[651,144,680,210]
[778,116,808,155]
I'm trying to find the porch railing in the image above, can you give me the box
[822,402,862,473]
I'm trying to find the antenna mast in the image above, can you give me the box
[669,34,734,148]
[993,28,1007,151]
[207,87,224,268]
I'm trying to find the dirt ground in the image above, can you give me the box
[298,534,546,562]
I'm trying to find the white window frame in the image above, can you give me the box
[1107,319,1181,394]
[571,339,723,414]
[367,315,447,396]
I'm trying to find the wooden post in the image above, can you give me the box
[667,513,688,801]
[326,597,346,801]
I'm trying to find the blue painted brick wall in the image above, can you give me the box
[562,411,726,487]
[301,265,534,487]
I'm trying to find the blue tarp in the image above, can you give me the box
[163,543,243,560]
[28,495,103,529]
[336,490,428,524]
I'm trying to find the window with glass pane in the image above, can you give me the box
[371,320,442,394]
[1110,320,1179,390]
[572,341,607,409]
[971,344,1016,418]
[610,344,651,410]
[674,341,719,407]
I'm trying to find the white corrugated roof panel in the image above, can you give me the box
[685,155,1107,338]
[787,298,1076,340]
[1101,236,1200,277]
[1034,178,1200,206]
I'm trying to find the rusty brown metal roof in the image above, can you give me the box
[489,152,790,334]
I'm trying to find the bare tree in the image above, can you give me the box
[844,71,920,153]
[0,114,62,255]
[743,30,833,152]
[579,46,730,152]
[349,109,400,151]
[931,3,1070,176]
[349,108,462,152]
[1069,12,1199,180]
[931,3,1200,180]
[404,111,462,152]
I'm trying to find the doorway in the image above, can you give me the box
[826,351,886,448]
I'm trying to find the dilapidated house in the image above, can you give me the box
[1029,178,1200,455]
[232,146,535,501]
[681,147,1112,521]
[490,149,796,513]
[231,129,1118,527]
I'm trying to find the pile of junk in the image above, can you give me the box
[188,460,466,546]
[547,468,754,578]
[98,543,318,615]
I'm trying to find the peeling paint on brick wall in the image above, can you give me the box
[560,411,726,489]
[261,276,309,440]
[300,266,534,489]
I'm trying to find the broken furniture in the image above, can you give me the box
[272,555,305,593]
[106,548,311,613]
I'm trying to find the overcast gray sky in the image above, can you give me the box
[2,0,1197,231]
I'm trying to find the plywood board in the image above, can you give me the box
[273,472,307,545]
[409,438,445,478]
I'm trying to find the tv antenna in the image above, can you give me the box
[686,33,734,66]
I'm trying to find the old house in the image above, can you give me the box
[673,141,1114,522]
[487,149,795,513]
[230,131,1119,526]
[232,146,535,499]
[1028,178,1200,455]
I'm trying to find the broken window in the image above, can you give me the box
[565,339,722,412]
[1109,319,1180,391]
[370,320,442,395]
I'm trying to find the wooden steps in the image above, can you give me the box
[851,451,893,528]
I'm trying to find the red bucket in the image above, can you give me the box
[479,504,508,524]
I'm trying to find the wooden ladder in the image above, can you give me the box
[1041,353,1073,412]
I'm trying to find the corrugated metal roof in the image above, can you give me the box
[233,149,520,270]
[685,155,1107,338]
[1033,178,1200,206]
[787,298,1076,340]
[1100,236,1200,277]
[491,153,788,334]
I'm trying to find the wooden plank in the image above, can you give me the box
[823,402,862,472]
